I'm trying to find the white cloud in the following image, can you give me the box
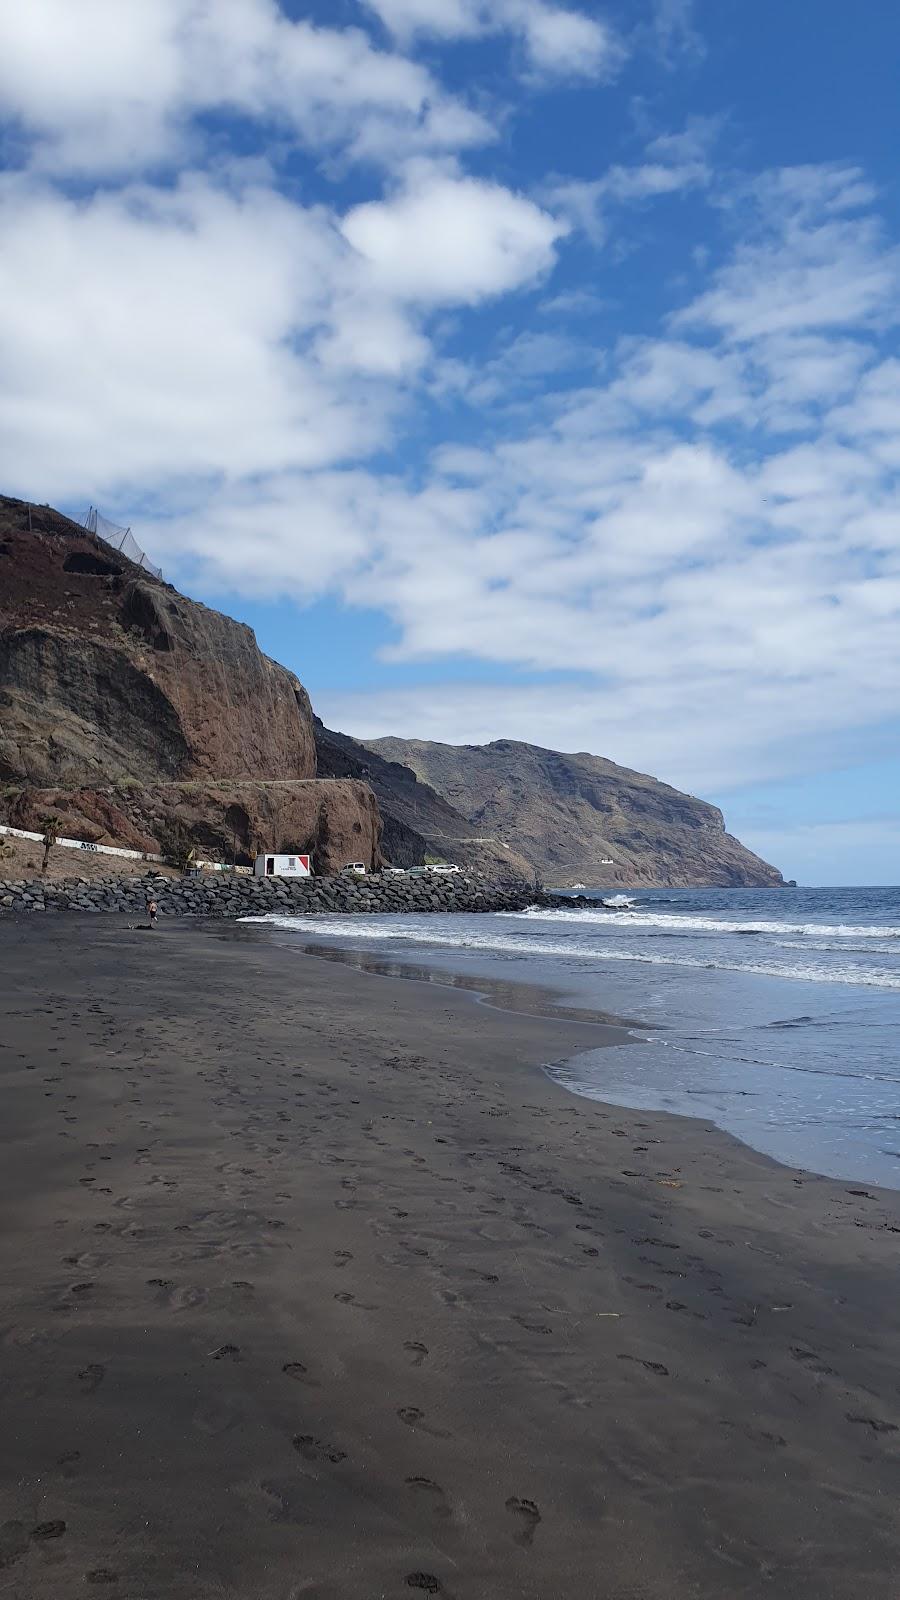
[0,0,898,827]
[0,172,406,498]
[0,0,490,174]
[546,118,715,242]
[680,169,900,343]
[363,0,622,79]
[341,171,565,303]
[647,0,704,65]
[0,160,563,501]
[115,163,900,800]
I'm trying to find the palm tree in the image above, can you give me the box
[40,815,60,876]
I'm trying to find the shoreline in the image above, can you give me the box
[2,915,899,1598]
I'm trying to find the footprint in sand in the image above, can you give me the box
[618,1353,670,1376]
[77,1363,105,1393]
[404,1341,429,1366]
[282,1361,317,1386]
[31,1521,67,1542]
[506,1496,541,1547]
[292,1434,346,1464]
[846,1412,898,1434]
[398,1406,450,1439]
[405,1576,443,1594]
[405,1477,452,1520]
[173,1286,208,1311]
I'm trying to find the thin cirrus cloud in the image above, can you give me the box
[362,0,623,78]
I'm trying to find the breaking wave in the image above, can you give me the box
[246,913,900,989]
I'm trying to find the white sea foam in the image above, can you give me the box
[512,908,900,939]
[245,913,900,988]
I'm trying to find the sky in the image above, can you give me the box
[1,0,899,885]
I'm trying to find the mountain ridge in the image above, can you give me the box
[1,492,781,886]
[366,735,783,887]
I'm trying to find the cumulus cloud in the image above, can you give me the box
[0,0,490,174]
[0,156,568,501]
[341,171,565,303]
[119,166,900,796]
[1,0,898,809]
[0,173,392,497]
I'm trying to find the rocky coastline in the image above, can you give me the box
[0,869,542,918]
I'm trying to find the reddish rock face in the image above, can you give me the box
[6,779,384,876]
[0,498,316,788]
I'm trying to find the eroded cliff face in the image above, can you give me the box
[5,780,383,878]
[368,737,784,888]
[314,719,536,881]
[0,498,316,788]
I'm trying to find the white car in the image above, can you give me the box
[425,863,460,874]
[382,866,406,875]
[341,862,367,875]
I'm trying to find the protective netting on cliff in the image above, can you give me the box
[82,507,162,579]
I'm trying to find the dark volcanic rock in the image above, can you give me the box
[0,868,537,919]
[367,737,783,888]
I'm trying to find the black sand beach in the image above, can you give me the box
[1,916,899,1600]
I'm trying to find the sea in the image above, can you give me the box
[247,886,900,1191]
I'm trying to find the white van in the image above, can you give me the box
[342,862,366,875]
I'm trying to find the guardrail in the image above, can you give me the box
[0,824,164,863]
[0,825,244,875]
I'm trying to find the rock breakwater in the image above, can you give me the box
[0,870,539,918]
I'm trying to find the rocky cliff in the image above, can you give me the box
[0,497,381,869]
[315,720,536,882]
[367,737,783,888]
[0,496,316,788]
[4,780,382,879]
[1,494,781,887]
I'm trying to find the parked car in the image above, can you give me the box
[405,866,429,876]
[382,866,406,875]
[341,862,367,875]
[426,863,460,874]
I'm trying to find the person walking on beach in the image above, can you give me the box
[146,896,158,929]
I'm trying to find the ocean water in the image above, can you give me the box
[246,886,900,1190]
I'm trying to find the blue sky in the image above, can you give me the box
[1,0,899,884]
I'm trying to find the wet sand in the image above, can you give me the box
[1,916,899,1600]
